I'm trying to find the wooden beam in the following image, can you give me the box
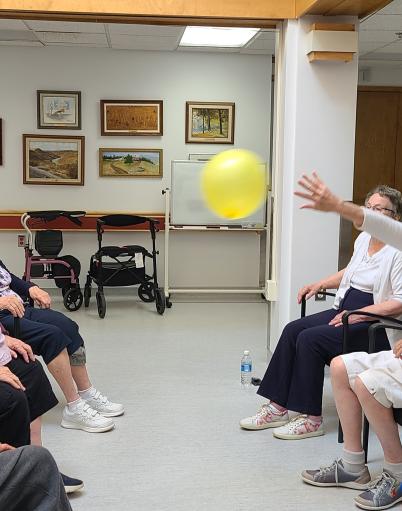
[308,51,354,62]
[311,22,355,31]
[301,0,393,18]
[0,0,294,21]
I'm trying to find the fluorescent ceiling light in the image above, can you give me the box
[179,26,259,48]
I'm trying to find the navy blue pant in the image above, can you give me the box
[0,306,84,365]
[257,288,390,416]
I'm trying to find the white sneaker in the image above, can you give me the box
[240,403,289,430]
[61,402,115,433]
[82,389,124,417]
[273,415,324,440]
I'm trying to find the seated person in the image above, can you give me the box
[0,261,124,433]
[302,341,402,510]
[240,186,402,439]
[0,445,73,511]
[0,324,83,494]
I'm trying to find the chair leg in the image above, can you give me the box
[362,416,369,464]
[338,420,344,444]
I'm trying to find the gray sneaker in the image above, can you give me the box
[355,470,402,510]
[302,459,371,489]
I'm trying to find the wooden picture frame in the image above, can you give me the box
[23,134,85,186]
[37,90,81,129]
[100,100,163,136]
[185,101,235,144]
[99,148,163,178]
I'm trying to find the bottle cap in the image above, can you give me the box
[243,350,250,355]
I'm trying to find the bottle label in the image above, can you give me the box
[241,364,252,372]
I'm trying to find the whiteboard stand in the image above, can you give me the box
[162,187,269,303]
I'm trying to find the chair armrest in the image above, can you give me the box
[342,311,402,354]
[368,322,402,354]
[300,291,337,318]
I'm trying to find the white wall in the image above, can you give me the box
[0,46,272,288]
[269,16,359,348]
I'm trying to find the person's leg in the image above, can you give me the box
[240,309,337,430]
[30,417,42,446]
[0,445,72,511]
[0,382,30,447]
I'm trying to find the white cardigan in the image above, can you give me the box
[334,231,402,347]
[360,207,402,251]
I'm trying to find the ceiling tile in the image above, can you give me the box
[110,34,180,50]
[359,29,399,43]
[0,19,27,30]
[36,32,108,45]
[24,20,105,33]
[107,24,184,37]
[360,14,402,31]
[0,29,38,41]
[371,40,402,53]
[0,40,43,46]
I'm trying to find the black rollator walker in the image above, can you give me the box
[21,210,86,311]
[84,214,166,318]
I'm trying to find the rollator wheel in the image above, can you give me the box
[63,288,83,312]
[166,297,172,308]
[96,291,106,319]
[155,287,166,315]
[138,282,155,303]
[84,284,91,308]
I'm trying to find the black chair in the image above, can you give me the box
[340,311,402,461]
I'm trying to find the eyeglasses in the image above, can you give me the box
[365,204,396,215]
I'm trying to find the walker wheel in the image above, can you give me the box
[63,288,83,312]
[166,298,172,308]
[84,285,91,308]
[155,287,166,315]
[96,291,106,319]
[138,283,155,303]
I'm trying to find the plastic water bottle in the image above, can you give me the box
[241,350,252,387]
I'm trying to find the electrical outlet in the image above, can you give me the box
[315,292,326,301]
[17,235,25,247]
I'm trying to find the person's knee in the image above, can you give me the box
[19,445,56,471]
[0,383,29,416]
[330,356,346,379]
[69,346,86,366]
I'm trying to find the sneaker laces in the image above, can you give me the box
[315,459,341,483]
[366,471,394,496]
[285,415,309,432]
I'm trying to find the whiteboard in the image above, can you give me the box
[170,160,266,227]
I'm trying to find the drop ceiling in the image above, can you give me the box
[0,19,275,54]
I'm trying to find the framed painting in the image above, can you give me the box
[100,100,163,136]
[23,134,85,185]
[37,90,81,129]
[99,148,163,178]
[185,101,235,144]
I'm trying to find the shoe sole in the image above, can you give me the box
[98,409,125,418]
[61,420,115,433]
[273,429,325,440]
[239,419,289,430]
[302,474,370,490]
[65,483,84,494]
[354,496,402,510]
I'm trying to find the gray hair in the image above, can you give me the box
[365,185,402,218]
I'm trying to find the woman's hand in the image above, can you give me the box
[0,296,25,318]
[297,282,324,304]
[393,339,402,359]
[29,286,51,309]
[295,172,343,212]
[5,336,35,363]
[0,366,25,390]
[328,311,368,327]
[0,443,15,452]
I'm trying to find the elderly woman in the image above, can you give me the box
[0,261,123,433]
[240,185,402,441]
[296,174,402,510]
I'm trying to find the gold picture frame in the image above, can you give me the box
[100,100,163,136]
[185,101,235,144]
[99,148,163,178]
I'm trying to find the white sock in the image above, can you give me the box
[342,448,366,473]
[67,397,84,412]
[78,386,96,400]
[384,460,402,481]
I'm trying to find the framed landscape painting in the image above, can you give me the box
[23,134,85,185]
[100,100,163,136]
[185,101,235,144]
[37,90,81,129]
[99,148,163,178]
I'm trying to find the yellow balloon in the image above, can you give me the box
[201,149,266,219]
